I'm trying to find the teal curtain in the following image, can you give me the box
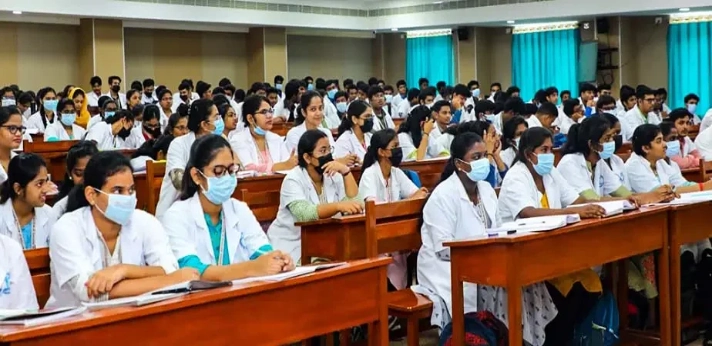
[512,29,579,102]
[406,35,454,89]
[668,21,712,117]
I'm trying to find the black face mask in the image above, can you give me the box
[118,127,131,139]
[613,134,623,153]
[360,118,374,133]
[314,153,334,175]
[145,127,162,138]
[180,95,189,101]
[111,85,120,93]
[389,147,403,167]
[145,92,153,98]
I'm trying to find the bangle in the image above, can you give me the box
[699,182,704,191]
[423,132,429,136]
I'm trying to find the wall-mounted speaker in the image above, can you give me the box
[457,27,469,41]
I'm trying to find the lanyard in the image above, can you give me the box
[99,234,122,269]
[216,211,227,266]
[12,208,34,250]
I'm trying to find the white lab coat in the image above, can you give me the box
[557,113,577,136]
[432,133,455,156]
[417,173,498,324]
[46,207,178,309]
[0,198,55,249]
[396,101,416,119]
[102,92,127,110]
[230,130,290,169]
[87,92,103,108]
[372,109,396,132]
[398,132,441,161]
[25,111,57,134]
[333,130,372,161]
[0,233,38,309]
[557,153,623,197]
[623,106,656,141]
[615,109,634,143]
[284,123,335,153]
[526,115,543,129]
[498,162,579,222]
[492,112,504,135]
[141,93,158,105]
[391,93,405,109]
[358,161,418,203]
[84,122,143,151]
[501,147,517,169]
[323,97,342,129]
[87,115,104,130]
[699,109,712,133]
[163,194,272,266]
[603,154,630,190]
[44,122,86,142]
[625,152,688,192]
[695,126,712,161]
[267,166,348,263]
[0,152,17,185]
[155,132,196,219]
[52,196,69,219]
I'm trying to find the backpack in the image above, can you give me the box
[572,291,619,346]
[402,169,422,188]
[439,312,499,346]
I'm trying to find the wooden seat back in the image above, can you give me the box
[700,160,712,182]
[23,140,80,183]
[25,249,50,307]
[400,159,447,190]
[240,189,281,223]
[145,160,166,215]
[364,198,425,257]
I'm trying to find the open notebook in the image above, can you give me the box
[81,293,186,311]
[486,214,581,235]
[646,191,712,206]
[231,262,345,285]
[567,200,635,217]
[0,307,86,327]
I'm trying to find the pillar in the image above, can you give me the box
[247,27,287,84]
[77,19,125,90]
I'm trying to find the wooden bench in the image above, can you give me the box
[23,140,80,183]
[239,189,281,223]
[24,248,50,307]
[141,160,166,214]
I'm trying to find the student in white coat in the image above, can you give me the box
[334,100,374,162]
[25,87,58,134]
[0,233,39,309]
[500,116,528,169]
[284,91,345,161]
[598,113,632,189]
[87,97,117,131]
[84,110,138,151]
[623,87,657,141]
[368,86,395,131]
[231,95,296,174]
[267,130,363,263]
[44,98,87,142]
[53,141,98,218]
[0,107,23,185]
[157,89,173,133]
[449,84,474,124]
[397,105,436,161]
[163,135,295,281]
[395,88,422,119]
[0,154,56,249]
[46,152,198,309]
[558,98,584,136]
[155,99,222,220]
[415,133,557,345]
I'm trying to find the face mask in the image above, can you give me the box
[212,117,225,135]
[22,108,31,118]
[144,92,153,98]
[486,114,495,123]
[688,104,697,114]
[145,126,162,138]
[336,102,348,113]
[111,85,121,93]
[94,189,136,226]
[104,111,116,119]
[199,170,237,205]
[314,153,334,175]
[385,94,393,103]
[118,127,131,139]
[327,89,337,100]
[464,158,491,182]
[1,99,15,107]
[307,83,315,91]
[514,137,521,149]
[425,103,434,109]
[597,140,615,160]
[180,95,189,102]
[389,147,404,167]
[472,88,481,98]
[666,140,681,157]
[60,113,76,127]
[531,153,555,176]
[360,118,374,133]
[275,84,283,90]
[613,135,623,152]
[44,99,58,113]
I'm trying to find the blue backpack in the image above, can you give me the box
[573,291,620,346]
[402,169,422,188]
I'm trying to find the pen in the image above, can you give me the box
[151,288,190,295]
[516,221,546,227]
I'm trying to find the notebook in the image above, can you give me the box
[231,262,346,285]
[149,280,232,295]
[0,307,86,326]
[567,200,633,217]
[645,191,712,206]
[81,293,185,311]
[486,214,581,235]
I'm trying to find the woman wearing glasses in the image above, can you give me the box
[231,95,295,174]
[163,135,295,281]
[0,106,24,185]
[267,129,363,264]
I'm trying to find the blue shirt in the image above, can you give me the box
[21,221,32,249]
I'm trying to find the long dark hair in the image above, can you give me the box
[57,141,99,201]
[0,154,47,204]
[561,116,611,157]
[187,99,215,133]
[66,151,133,213]
[398,105,430,148]
[362,129,397,170]
[501,116,527,151]
[337,100,370,137]
[37,87,57,129]
[179,135,234,200]
[296,91,322,126]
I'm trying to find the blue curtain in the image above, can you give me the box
[406,35,454,89]
[512,29,579,102]
[668,21,712,118]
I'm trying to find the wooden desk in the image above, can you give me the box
[0,258,391,346]
[23,140,79,183]
[24,249,50,308]
[133,172,149,212]
[668,202,712,346]
[444,207,671,346]
[399,159,447,190]
[299,215,367,263]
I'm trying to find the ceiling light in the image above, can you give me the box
[679,8,690,12]
[433,1,443,4]
[12,11,21,15]
[391,28,398,31]
[507,20,515,24]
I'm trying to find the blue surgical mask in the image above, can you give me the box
[275,83,283,91]
[44,99,58,113]
[597,140,615,160]
[307,83,314,91]
[199,171,237,205]
[104,111,116,119]
[472,88,481,98]
[666,140,681,157]
[532,153,555,176]
[336,102,348,113]
[60,113,76,126]
[385,94,393,103]
[486,114,495,123]
[253,125,266,136]
[1,98,15,107]
[464,158,491,182]
[327,89,337,100]
[213,117,225,135]
[94,189,137,226]
[687,104,697,115]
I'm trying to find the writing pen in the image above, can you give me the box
[151,288,191,295]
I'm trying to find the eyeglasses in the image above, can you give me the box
[600,107,616,111]
[174,125,188,132]
[313,145,334,156]
[1,125,26,135]
[256,109,274,116]
[203,164,240,177]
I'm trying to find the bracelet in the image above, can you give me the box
[699,182,704,191]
